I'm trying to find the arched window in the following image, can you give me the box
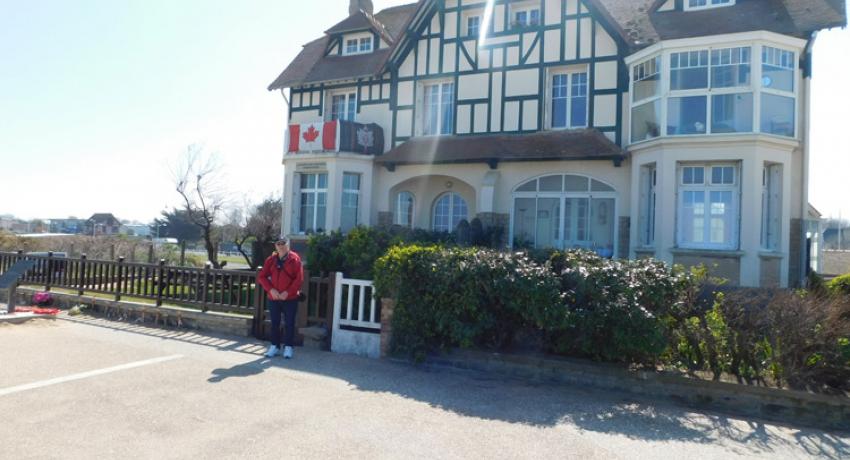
[512,174,617,257]
[433,192,468,232]
[395,191,414,228]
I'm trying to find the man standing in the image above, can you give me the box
[257,236,304,359]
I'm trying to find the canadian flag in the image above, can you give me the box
[288,121,338,153]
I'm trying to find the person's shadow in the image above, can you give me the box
[208,357,272,383]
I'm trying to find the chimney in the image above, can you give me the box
[349,0,374,16]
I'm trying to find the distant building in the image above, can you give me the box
[85,213,121,236]
[49,218,86,234]
[119,224,152,238]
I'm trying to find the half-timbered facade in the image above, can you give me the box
[268,0,845,287]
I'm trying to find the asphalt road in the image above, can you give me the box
[1,315,847,459]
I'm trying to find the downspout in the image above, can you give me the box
[800,33,817,285]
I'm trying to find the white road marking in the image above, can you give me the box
[0,354,183,397]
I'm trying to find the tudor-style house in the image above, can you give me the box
[268,0,845,287]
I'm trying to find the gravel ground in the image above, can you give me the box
[0,315,847,459]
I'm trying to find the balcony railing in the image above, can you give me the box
[287,120,384,155]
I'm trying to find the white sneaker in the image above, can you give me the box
[283,346,293,359]
[265,345,280,358]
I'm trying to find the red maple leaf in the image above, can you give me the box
[302,125,320,143]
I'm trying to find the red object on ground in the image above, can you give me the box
[14,306,60,315]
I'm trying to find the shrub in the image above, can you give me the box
[542,251,690,365]
[828,273,850,297]
[374,245,560,360]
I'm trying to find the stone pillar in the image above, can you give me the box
[788,218,803,287]
[380,297,395,358]
[618,217,631,259]
[377,211,393,227]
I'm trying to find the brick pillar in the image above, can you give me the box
[380,297,395,358]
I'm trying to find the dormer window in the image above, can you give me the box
[343,35,372,55]
[685,0,734,11]
[511,5,540,28]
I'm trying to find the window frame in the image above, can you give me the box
[420,80,455,136]
[684,0,734,11]
[510,4,540,29]
[547,67,589,130]
[676,163,740,250]
[340,172,361,233]
[510,174,618,257]
[395,191,415,228]
[466,15,481,38]
[432,192,468,233]
[628,40,799,144]
[297,172,328,234]
[329,90,358,122]
[342,33,374,56]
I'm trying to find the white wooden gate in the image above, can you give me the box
[330,272,381,358]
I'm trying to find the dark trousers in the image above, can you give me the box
[268,299,298,348]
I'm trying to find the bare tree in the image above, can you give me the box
[245,195,283,267]
[173,145,227,268]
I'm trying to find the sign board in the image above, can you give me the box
[0,260,36,289]
[295,162,327,172]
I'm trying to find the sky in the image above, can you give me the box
[0,0,848,223]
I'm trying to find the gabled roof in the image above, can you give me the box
[374,129,627,167]
[269,0,846,91]
[268,3,419,90]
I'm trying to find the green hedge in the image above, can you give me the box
[828,273,850,297]
[374,244,850,392]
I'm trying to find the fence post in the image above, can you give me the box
[156,259,165,306]
[180,241,186,266]
[252,267,264,339]
[45,251,53,292]
[110,245,115,261]
[79,254,87,296]
[147,244,154,264]
[201,262,210,312]
[115,257,124,301]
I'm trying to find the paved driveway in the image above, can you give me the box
[1,316,847,459]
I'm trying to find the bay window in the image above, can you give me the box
[551,71,588,129]
[629,42,797,142]
[677,164,739,250]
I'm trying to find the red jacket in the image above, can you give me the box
[257,251,304,301]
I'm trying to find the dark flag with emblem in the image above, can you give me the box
[338,120,384,155]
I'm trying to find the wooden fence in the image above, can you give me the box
[0,251,337,342]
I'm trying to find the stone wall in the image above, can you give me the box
[759,256,782,288]
[823,250,850,276]
[673,252,741,285]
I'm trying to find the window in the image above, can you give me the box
[685,0,733,10]
[433,192,468,232]
[667,47,753,136]
[512,7,540,28]
[629,43,796,143]
[551,71,588,129]
[761,46,795,137]
[677,164,739,250]
[423,82,454,135]
[344,36,372,55]
[761,164,782,250]
[298,173,328,233]
[330,93,357,121]
[340,173,360,233]
[639,165,657,246]
[512,175,617,257]
[395,192,414,228]
[467,16,480,38]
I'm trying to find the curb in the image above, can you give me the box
[422,349,850,433]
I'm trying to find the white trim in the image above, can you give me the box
[432,191,468,232]
[342,32,374,56]
[675,162,741,251]
[683,0,735,12]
